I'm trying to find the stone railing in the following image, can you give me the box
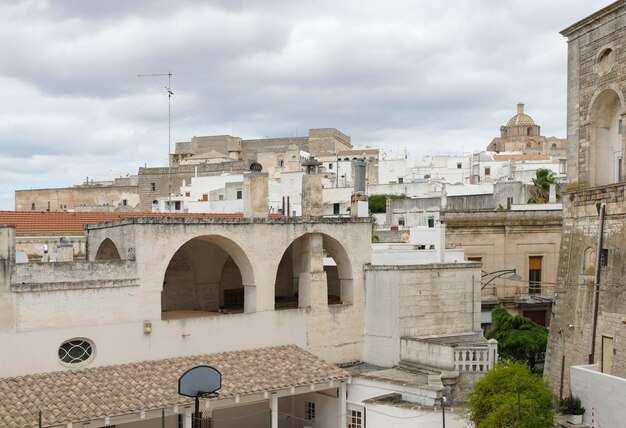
[453,339,498,372]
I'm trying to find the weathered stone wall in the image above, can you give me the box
[545,184,626,394]
[15,185,140,212]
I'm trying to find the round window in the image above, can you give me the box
[596,47,615,76]
[58,339,95,365]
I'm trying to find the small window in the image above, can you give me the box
[278,159,284,168]
[236,190,243,200]
[398,177,404,184]
[31,203,35,211]
[467,256,482,263]
[305,401,316,421]
[619,119,623,135]
[529,256,542,294]
[218,194,224,201]
[58,338,95,365]
[152,200,158,205]
[174,201,181,211]
[333,203,340,215]
[457,162,462,169]
[559,159,567,174]
[527,127,531,136]
[122,199,127,206]
[551,143,557,148]
[328,163,333,170]
[185,192,190,197]
[202,194,208,201]
[151,182,156,191]
[398,217,405,226]
[485,167,491,176]
[600,249,609,268]
[349,409,363,428]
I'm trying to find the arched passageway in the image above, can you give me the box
[274,233,353,310]
[161,236,253,319]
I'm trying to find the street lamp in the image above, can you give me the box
[481,269,522,290]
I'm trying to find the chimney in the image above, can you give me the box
[351,155,369,218]
[243,162,269,218]
[301,157,323,217]
[517,103,524,115]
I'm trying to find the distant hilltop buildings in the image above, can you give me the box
[15,104,567,215]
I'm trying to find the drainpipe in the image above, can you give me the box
[589,204,605,364]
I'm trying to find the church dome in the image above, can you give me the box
[506,103,535,126]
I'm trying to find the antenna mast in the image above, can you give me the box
[138,71,174,213]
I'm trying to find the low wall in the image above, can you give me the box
[401,337,455,370]
[11,260,139,291]
[571,364,626,427]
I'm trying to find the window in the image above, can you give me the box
[278,159,284,168]
[485,167,491,176]
[467,256,482,263]
[236,190,243,200]
[457,162,462,169]
[600,248,609,268]
[185,192,190,197]
[398,177,404,184]
[333,203,340,215]
[202,194,208,201]
[349,409,363,428]
[174,201,181,211]
[305,401,316,421]
[58,338,95,365]
[398,217,405,226]
[31,203,35,211]
[559,159,567,174]
[529,256,542,294]
[152,200,158,205]
[122,199,127,206]
[328,163,333,170]
[218,194,224,201]
[151,182,156,191]
[619,119,623,135]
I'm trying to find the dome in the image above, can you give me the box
[506,103,535,127]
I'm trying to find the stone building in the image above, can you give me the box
[486,103,567,154]
[0,171,493,427]
[544,3,626,424]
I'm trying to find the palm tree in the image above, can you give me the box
[528,168,559,204]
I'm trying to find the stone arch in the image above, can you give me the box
[161,235,255,318]
[588,87,625,186]
[273,232,354,309]
[95,238,121,260]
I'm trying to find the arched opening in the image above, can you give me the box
[161,236,254,319]
[273,233,353,310]
[95,238,121,260]
[590,89,623,186]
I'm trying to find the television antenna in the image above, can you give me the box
[137,71,174,212]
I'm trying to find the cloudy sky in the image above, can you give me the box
[0,0,613,209]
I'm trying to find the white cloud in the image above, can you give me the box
[0,0,613,208]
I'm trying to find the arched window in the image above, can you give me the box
[589,89,623,186]
[95,238,121,260]
[31,203,36,211]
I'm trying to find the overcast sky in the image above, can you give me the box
[0,0,614,209]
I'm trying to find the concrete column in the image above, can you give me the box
[270,394,278,428]
[244,284,256,314]
[337,382,347,428]
[197,282,220,312]
[243,171,269,218]
[0,226,16,332]
[183,407,192,428]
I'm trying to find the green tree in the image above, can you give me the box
[527,168,559,204]
[368,194,407,214]
[486,308,548,370]
[466,361,555,428]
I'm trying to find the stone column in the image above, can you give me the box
[298,234,327,310]
[337,382,347,428]
[243,167,269,218]
[302,157,323,217]
[0,226,16,331]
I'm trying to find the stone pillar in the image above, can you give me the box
[298,234,327,310]
[0,226,15,331]
[243,166,269,218]
[350,192,368,218]
[302,157,323,217]
[270,394,278,428]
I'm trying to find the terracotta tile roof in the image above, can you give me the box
[0,345,348,427]
[0,211,286,233]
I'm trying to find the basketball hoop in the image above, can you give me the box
[200,392,219,418]
[178,366,222,428]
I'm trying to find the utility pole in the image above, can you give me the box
[138,71,174,213]
[441,397,446,428]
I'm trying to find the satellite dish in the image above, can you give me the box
[178,365,222,398]
[401,233,410,242]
